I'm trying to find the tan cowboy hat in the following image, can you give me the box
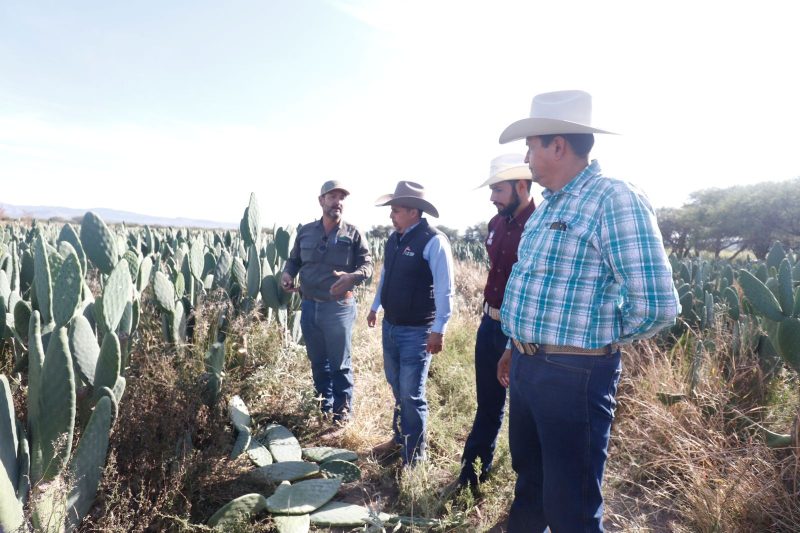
[476,153,532,188]
[375,181,440,218]
[499,90,616,144]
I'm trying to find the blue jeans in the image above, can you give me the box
[381,320,431,465]
[460,314,508,484]
[507,346,622,533]
[300,297,357,421]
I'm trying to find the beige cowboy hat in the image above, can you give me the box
[375,181,440,218]
[499,90,616,144]
[476,153,532,188]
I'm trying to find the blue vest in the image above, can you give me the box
[381,219,440,326]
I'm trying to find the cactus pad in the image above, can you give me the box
[264,424,302,462]
[248,461,319,484]
[319,459,361,483]
[228,395,251,432]
[274,513,310,533]
[265,478,341,515]
[310,501,390,527]
[207,493,267,528]
[302,447,358,464]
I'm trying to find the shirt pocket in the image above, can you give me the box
[328,241,351,267]
[299,240,317,263]
[548,219,599,258]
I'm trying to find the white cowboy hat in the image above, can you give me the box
[476,153,532,188]
[375,181,440,218]
[499,90,616,144]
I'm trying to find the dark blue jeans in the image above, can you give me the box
[381,320,431,465]
[460,314,508,484]
[507,346,622,533]
[300,297,357,421]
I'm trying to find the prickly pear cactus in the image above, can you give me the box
[53,253,82,329]
[228,395,251,432]
[153,271,176,313]
[302,447,358,464]
[248,461,319,484]
[37,327,76,483]
[65,395,113,530]
[265,478,341,515]
[207,493,267,528]
[310,501,390,528]
[240,193,261,249]
[101,260,133,333]
[80,212,118,276]
[33,235,54,325]
[319,459,361,483]
[263,424,302,463]
[246,439,273,467]
[68,315,100,386]
[274,513,310,533]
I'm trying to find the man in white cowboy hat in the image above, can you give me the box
[367,181,454,465]
[282,180,373,425]
[456,154,535,489]
[495,90,680,532]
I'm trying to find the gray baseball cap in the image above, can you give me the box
[320,180,350,196]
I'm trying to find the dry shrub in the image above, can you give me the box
[452,260,487,319]
[605,342,800,532]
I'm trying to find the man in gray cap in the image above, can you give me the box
[282,180,373,423]
[367,181,454,465]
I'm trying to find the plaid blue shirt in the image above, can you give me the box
[500,160,679,348]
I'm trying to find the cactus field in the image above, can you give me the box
[2,194,800,531]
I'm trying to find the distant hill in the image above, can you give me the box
[0,202,237,230]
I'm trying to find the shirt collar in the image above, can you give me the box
[316,218,342,231]
[507,199,536,224]
[542,159,602,200]
[395,218,424,239]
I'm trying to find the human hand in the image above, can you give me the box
[426,332,444,354]
[330,270,355,296]
[497,349,512,388]
[367,310,377,328]
[281,272,298,292]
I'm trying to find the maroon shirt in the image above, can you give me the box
[483,201,536,309]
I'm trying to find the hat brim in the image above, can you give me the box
[375,195,440,218]
[321,187,350,196]
[499,117,616,144]
[476,165,532,189]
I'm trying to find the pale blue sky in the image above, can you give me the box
[2,1,799,232]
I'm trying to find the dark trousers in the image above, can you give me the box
[507,346,622,533]
[300,297,356,421]
[459,314,509,484]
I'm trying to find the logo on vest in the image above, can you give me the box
[402,246,415,257]
[486,230,495,245]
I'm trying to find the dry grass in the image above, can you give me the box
[604,338,800,532]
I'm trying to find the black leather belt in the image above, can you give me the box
[512,339,619,356]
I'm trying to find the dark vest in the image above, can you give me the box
[381,219,440,326]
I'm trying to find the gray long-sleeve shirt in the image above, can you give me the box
[283,219,373,301]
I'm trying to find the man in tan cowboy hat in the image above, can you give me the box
[367,181,454,465]
[282,180,373,424]
[455,154,535,489]
[495,90,679,531]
